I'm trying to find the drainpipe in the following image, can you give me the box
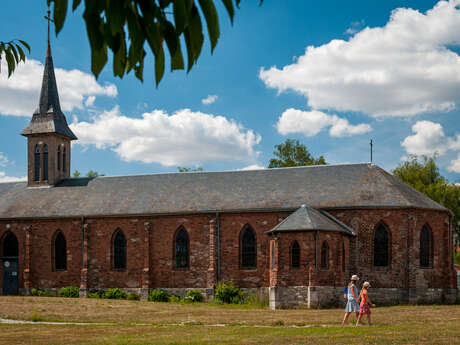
[216,212,221,282]
[81,216,85,269]
[314,230,318,282]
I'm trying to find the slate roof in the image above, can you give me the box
[0,163,447,219]
[20,42,77,140]
[266,205,355,236]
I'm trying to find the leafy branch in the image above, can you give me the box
[0,40,31,77]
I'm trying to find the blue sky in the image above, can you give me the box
[1,0,460,182]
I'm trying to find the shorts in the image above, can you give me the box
[359,303,371,315]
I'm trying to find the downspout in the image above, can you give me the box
[315,230,318,281]
[81,215,85,269]
[216,212,221,282]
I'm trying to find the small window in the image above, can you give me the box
[34,145,40,181]
[291,241,300,268]
[54,231,67,270]
[43,145,49,180]
[175,228,189,269]
[321,241,329,269]
[374,223,389,267]
[57,146,61,171]
[420,225,432,268]
[241,226,256,269]
[113,230,126,270]
[63,146,67,172]
[2,232,19,257]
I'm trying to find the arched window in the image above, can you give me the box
[34,145,40,181]
[112,229,126,270]
[420,225,432,268]
[291,241,300,268]
[175,227,189,269]
[241,226,256,269]
[342,241,346,271]
[63,146,67,172]
[374,223,389,267]
[57,146,61,171]
[321,241,329,269]
[54,231,67,270]
[43,145,48,180]
[2,232,18,257]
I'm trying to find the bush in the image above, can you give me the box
[87,289,105,299]
[184,290,204,303]
[148,289,169,302]
[30,288,56,297]
[58,286,80,298]
[104,288,127,299]
[214,281,244,304]
[168,295,182,303]
[454,252,460,265]
[127,292,140,301]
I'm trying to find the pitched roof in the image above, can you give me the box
[266,205,355,236]
[21,42,77,140]
[0,163,447,219]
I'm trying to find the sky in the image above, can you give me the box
[1,0,460,182]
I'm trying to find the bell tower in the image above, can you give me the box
[21,10,77,187]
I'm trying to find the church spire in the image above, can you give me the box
[21,9,77,140]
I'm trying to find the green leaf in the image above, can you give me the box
[173,0,188,34]
[163,20,179,58]
[107,0,124,35]
[155,45,165,86]
[134,49,146,81]
[15,44,26,61]
[9,45,19,63]
[54,0,68,34]
[5,48,15,78]
[18,40,30,53]
[91,44,107,78]
[72,0,82,11]
[198,0,220,52]
[221,0,234,23]
[188,5,204,58]
[146,22,162,55]
[113,35,127,78]
[170,38,185,71]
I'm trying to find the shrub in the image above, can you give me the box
[127,292,140,301]
[87,289,105,299]
[58,286,80,298]
[168,295,182,303]
[104,288,127,299]
[30,288,56,297]
[214,281,244,304]
[185,289,204,303]
[148,289,169,302]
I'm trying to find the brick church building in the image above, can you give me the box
[0,39,457,308]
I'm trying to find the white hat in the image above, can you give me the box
[363,281,371,288]
[351,275,359,281]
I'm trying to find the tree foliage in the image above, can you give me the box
[268,139,327,168]
[44,0,259,85]
[72,169,104,177]
[392,155,460,239]
[0,40,30,77]
[177,166,203,172]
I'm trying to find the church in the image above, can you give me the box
[0,38,457,309]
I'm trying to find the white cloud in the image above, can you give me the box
[276,108,372,137]
[0,58,117,116]
[0,171,26,183]
[239,164,265,170]
[448,153,460,172]
[202,94,218,105]
[260,0,460,117]
[401,120,448,155]
[0,152,8,167]
[84,96,96,107]
[70,107,261,166]
[345,19,365,35]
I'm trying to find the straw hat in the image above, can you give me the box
[350,275,359,281]
[363,281,371,288]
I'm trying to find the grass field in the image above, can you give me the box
[1,296,460,344]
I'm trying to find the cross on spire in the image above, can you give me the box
[44,9,54,46]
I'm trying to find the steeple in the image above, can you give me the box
[21,9,77,187]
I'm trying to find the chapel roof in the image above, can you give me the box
[266,205,356,236]
[0,163,447,219]
[20,41,77,140]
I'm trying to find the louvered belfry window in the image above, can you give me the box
[43,145,49,180]
[374,223,389,267]
[291,241,300,268]
[57,146,61,171]
[241,227,256,269]
[34,145,40,181]
[175,228,189,269]
[420,225,432,268]
[54,231,67,270]
[113,230,126,270]
[321,241,329,269]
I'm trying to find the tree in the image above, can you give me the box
[22,0,259,85]
[268,139,327,168]
[0,40,30,77]
[392,155,460,239]
[177,166,203,172]
[72,169,104,177]
[72,170,81,177]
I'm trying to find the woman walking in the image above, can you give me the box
[356,281,376,326]
[342,275,361,326]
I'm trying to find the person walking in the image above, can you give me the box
[342,275,361,326]
[356,281,376,326]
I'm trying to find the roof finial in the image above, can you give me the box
[44,8,53,55]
